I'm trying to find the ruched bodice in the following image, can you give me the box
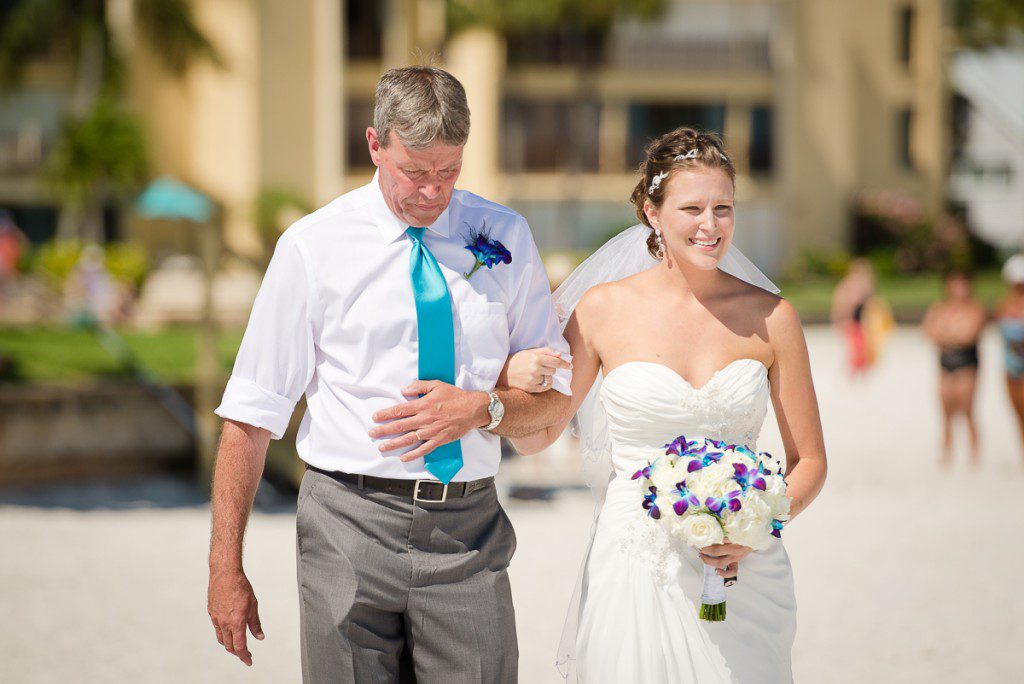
[574,358,795,683]
[600,359,770,479]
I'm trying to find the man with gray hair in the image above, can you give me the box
[207,66,572,682]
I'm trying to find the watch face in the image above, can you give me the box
[488,393,504,424]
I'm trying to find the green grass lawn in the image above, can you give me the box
[0,270,1007,383]
[779,270,1006,322]
[0,325,243,384]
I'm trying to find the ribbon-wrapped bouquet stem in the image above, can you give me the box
[633,435,790,621]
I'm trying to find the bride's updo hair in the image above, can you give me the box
[629,127,736,258]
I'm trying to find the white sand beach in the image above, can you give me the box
[1,326,1022,682]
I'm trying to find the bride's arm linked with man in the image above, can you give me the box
[206,65,826,684]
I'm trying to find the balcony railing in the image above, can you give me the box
[0,127,47,175]
[610,37,772,72]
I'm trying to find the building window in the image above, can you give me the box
[506,27,607,66]
[346,0,383,60]
[626,103,725,169]
[501,99,601,172]
[3,205,58,244]
[897,5,914,67]
[897,108,914,170]
[749,105,773,174]
[345,99,375,168]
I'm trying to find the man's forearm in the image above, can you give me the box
[209,420,271,571]
[489,388,570,438]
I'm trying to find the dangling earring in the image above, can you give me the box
[654,229,665,259]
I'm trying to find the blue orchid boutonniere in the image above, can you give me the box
[463,220,512,280]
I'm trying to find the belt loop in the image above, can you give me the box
[357,474,365,490]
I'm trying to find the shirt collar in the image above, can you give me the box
[369,169,452,243]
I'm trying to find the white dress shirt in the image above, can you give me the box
[215,174,572,481]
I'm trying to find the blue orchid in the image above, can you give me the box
[665,435,701,457]
[685,450,724,473]
[706,489,743,517]
[732,461,767,492]
[463,221,512,279]
[671,480,701,516]
[631,460,657,481]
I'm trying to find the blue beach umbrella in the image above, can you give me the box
[136,176,214,223]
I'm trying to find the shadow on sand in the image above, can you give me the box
[0,474,297,513]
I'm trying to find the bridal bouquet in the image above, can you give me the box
[632,435,790,622]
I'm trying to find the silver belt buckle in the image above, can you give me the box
[413,479,448,503]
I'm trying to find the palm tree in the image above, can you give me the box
[447,0,665,35]
[954,0,1024,46]
[0,0,224,242]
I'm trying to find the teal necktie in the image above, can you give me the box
[406,227,463,484]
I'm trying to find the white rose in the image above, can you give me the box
[721,451,746,468]
[723,495,774,550]
[701,460,733,488]
[678,513,725,549]
[683,469,713,503]
[763,475,791,518]
[650,458,687,494]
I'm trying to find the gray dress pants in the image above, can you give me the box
[296,467,518,683]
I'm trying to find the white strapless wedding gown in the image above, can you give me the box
[573,360,797,683]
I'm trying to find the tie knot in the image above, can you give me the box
[406,227,425,242]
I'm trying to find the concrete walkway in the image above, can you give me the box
[1,327,1021,682]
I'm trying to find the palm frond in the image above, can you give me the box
[0,0,72,86]
[134,0,225,76]
[46,97,149,203]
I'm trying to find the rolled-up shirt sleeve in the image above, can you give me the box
[506,217,572,396]
[215,232,316,439]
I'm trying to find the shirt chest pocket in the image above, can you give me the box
[458,301,510,384]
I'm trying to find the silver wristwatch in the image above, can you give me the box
[483,391,505,431]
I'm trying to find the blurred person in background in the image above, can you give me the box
[831,259,893,377]
[997,254,1024,461]
[0,211,26,378]
[0,210,26,305]
[922,270,987,466]
[65,244,122,326]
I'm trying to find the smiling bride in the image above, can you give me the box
[501,127,828,683]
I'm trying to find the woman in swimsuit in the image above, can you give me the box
[832,259,874,377]
[997,255,1024,461]
[922,270,987,466]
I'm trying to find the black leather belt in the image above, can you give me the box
[305,464,493,503]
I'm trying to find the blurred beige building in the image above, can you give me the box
[0,0,951,274]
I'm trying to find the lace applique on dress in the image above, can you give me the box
[619,513,683,586]
[676,380,763,447]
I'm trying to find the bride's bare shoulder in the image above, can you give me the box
[576,273,645,316]
[721,272,785,315]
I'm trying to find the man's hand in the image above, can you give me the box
[369,381,490,462]
[208,566,264,666]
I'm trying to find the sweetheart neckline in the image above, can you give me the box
[603,359,768,392]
